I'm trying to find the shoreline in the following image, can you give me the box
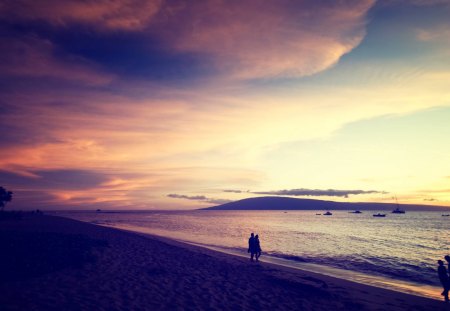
[93,222,441,301]
[100,222,441,300]
[1,214,448,310]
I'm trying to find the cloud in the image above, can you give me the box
[418,188,450,194]
[156,0,375,79]
[0,167,170,209]
[389,0,450,6]
[0,169,110,191]
[424,198,437,201]
[252,188,386,198]
[0,0,163,31]
[0,36,114,85]
[167,194,207,201]
[416,24,450,42]
[2,1,375,80]
[223,189,248,193]
[167,193,232,205]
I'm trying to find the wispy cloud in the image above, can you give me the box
[0,0,163,31]
[416,24,450,42]
[388,0,450,6]
[252,188,386,198]
[0,36,114,84]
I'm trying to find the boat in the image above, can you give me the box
[442,214,450,217]
[315,213,322,215]
[323,211,332,216]
[392,207,405,214]
[373,213,386,217]
[391,196,405,214]
[349,210,362,214]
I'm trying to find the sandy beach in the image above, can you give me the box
[0,214,448,311]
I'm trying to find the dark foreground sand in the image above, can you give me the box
[0,214,448,311]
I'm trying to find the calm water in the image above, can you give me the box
[52,210,449,299]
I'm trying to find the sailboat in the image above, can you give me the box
[392,196,405,214]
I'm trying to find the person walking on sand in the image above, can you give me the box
[248,233,256,262]
[255,234,262,262]
[438,260,449,302]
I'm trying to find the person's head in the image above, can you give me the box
[255,234,259,239]
[438,260,444,266]
[251,233,254,237]
[445,255,450,263]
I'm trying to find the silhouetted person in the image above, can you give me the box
[445,255,450,274]
[438,260,449,302]
[248,233,256,262]
[255,234,262,262]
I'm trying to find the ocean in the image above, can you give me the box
[51,210,449,299]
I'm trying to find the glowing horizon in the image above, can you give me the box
[1,0,450,210]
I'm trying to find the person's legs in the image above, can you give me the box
[442,282,450,302]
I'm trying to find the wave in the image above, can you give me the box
[266,252,438,286]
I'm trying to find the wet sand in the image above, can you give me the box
[0,214,448,310]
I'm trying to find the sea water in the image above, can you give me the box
[51,210,449,299]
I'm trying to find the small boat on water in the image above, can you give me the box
[349,210,362,214]
[392,196,405,214]
[373,213,386,217]
[315,213,322,215]
[324,211,332,216]
[442,214,450,217]
[392,207,405,214]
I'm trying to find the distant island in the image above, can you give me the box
[201,196,449,211]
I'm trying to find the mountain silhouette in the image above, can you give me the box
[201,196,448,211]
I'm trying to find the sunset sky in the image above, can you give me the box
[1,0,450,210]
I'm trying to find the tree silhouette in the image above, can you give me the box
[0,186,13,211]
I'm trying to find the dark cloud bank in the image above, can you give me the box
[167,194,231,205]
[252,188,387,198]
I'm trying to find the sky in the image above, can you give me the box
[1,0,450,210]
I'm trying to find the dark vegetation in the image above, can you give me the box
[0,186,13,212]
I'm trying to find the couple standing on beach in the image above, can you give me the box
[438,255,450,302]
[248,233,262,262]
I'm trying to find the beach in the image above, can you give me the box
[0,214,448,311]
